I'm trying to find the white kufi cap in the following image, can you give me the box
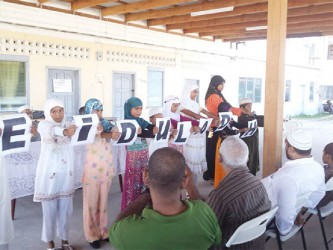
[287,128,312,150]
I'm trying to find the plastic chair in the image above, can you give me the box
[304,177,333,250]
[265,193,311,250]
[225,207,278,248]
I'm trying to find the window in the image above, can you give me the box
[0,59,28,112]
[285,80,291,102]
[238,77,262,103]
[319,85,333,100]
[309,81,314,102]
[147,69,163,107]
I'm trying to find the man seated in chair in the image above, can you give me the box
[109,147,222,249]
[317,142,333,207]
[262,128,326,235]
[208,136,271,249]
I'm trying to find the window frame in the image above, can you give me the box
[147,68,164,107]
[0,55,29,113]
[238,77,262,103]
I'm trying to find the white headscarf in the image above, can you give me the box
[163,95,181,121]
[17,104,30,113]
[180,82,200,113]
[44,98,65,125]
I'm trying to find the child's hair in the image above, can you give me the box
[79,106,85,115]
[324,142,333,160]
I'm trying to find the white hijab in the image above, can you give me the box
[163,95,181,121]
[180,82,200,113]
[44,98,65,125]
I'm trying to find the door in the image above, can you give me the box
[48,69,79,120]
[113,73,134,121]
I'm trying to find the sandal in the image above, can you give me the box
[58,244,74,250]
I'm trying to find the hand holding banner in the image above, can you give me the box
[214,112,232,132]
[154,118,171,143]
[0,114,32,155]
[172,121,191,145]
[71,114,99,145]
[240,119,258,138]
[199,118,213,134]
[115,120,139,145]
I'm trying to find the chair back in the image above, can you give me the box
[225,207,279,247]
[326,176,333,191]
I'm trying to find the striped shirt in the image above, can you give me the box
[208,167,271,249]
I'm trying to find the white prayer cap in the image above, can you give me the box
[239,98,252,106]
[287,128,312,150]
[149,107,163,118]
[164,95,180,104]
[17,105,30,113]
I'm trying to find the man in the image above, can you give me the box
[262,128,326,235]
[109,147,222,249]
[208,136,271,249]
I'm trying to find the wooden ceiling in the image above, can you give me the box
[4,0,333,42]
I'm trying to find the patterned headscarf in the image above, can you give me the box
[84,98,113,132]
[163,95,181,121]
[44,98,65,125]
[124,97,150,129]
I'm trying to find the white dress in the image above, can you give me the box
[180,83,207,175]
[33,121,75,202]
[0,157,14,245]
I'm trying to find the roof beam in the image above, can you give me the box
[148,0,333,26]
[72,0,120,11]
[102,0,197,16]
[125,0,265,22]
[167,4,333,31]
[204,22,333,40]
[185,14,333,34]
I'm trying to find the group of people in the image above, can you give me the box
[0,74,332,250]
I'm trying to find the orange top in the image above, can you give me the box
[205,94,241,117]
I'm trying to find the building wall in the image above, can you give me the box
[0,2,330,120]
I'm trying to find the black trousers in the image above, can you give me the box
[203,130,219,180]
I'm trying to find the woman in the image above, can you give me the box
[204,75,241,182]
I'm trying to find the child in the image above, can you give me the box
[180,83,216,178]
[121,97,158,210]
[238,98,264,176]
[33,99,76,250]
[82,98,120,249]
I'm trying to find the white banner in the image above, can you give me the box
[0,114,32,155]
[115,120,140,145]
[240,119,258,138]
[71,114,99,146]
[154,117,171,143]
[172,121,192,145]
[199,118,213,134]
[214,112,232,132]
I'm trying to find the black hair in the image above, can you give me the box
[148,147,185,194]
[324,142,333,160]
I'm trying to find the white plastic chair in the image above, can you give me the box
[305,176,333,250]
[265,193,311,250]
[225,207,278,248]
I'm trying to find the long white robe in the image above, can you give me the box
[33,120,75,202]
[0,157,14,245]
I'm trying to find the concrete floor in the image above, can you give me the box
[7,117,333,250]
